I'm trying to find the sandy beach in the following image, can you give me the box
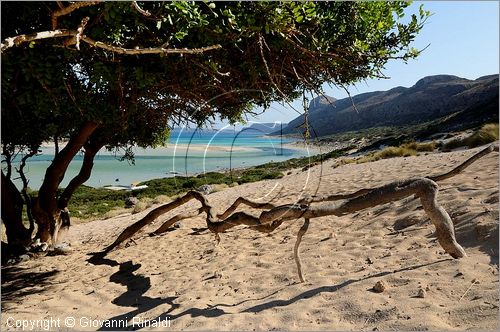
[40,142,264,155]
[2,146,498,331]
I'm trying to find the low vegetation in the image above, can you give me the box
[337,141,436,166]
[444,123,499,150]
[50,148,350,221]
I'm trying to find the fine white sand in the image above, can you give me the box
[40,142,262,154]
[2,146,498,331]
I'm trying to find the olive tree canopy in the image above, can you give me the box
[1,1,429,247]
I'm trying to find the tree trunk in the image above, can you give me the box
[52,140,104,244]
[1,172,31,246]
[34,121,99,244]
[57,140,103,209]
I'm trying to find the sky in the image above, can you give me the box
[222,1,499,129]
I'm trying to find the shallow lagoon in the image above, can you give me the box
[16,127,312,189]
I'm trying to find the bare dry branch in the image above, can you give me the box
[216,197,276,220]
[340,84,359,114]
[429,144,497,182]
[76,17,90,50]
[1,29,76,52]
[103,144,497,281]
[150,210,202,236]
[82,36,222,55]
[294,218,310,283]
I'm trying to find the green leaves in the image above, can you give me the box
[2,1,429,173]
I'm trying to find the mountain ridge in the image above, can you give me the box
[277,74,499,138]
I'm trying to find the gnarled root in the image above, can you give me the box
[105,177,465,260]
[104,144,497,280]
[259,177,465,258]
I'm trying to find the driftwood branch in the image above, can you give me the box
[150,210,201,236]
[294,218,310,283]
[104,144,497,281]
[428,144,498,182]
[216,197,276,220]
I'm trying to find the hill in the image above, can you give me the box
[278,74,499,138]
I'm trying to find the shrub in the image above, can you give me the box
[415,141,436,152]
[132,201,148,214]
[442,123,498,151]
[152,195,171,204]
[443,138,465,151]
[467,123,499,148]
[376,146,417,159]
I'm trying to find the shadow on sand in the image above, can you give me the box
[1,265,60,309]
[88,249,452,330]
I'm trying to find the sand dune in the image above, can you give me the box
[2,146,498,331]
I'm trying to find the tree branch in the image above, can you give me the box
[2,144,13,180]
[1,171,31,245]
[1,28,222,55]
[75,17,90,50]
[216,197,276,220]
[52,1,101,29]
[429,144,498,182]
[294,218,310,283]
[57,140,104,209]
[104,143,498,279]
[131,1,151,17]
[38,121,99,213]
[16,149,38,233]
[1,29,76,52]
[80,36,222,55]
[150,210,202,236]
[54,135,59,157]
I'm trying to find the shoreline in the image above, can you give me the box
[21,141,324,190]
[40,142,265,154]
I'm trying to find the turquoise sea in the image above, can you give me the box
[14,127,312,189]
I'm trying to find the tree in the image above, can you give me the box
[1,1,429,249]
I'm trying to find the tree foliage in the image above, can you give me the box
[1,1,429,248]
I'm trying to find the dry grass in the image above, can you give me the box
[403,141,436,152]
[212,183,230,192]
[152,195,171,205]
[103,208,130,220]
[333,141,437,167]
[467,123,499,148]
[131,197,155,214]
[444,123,499,150]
